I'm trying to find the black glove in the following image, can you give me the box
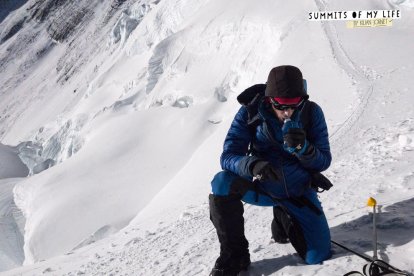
[310,172,333,191]
[251,161,280,182]
[283,128,307,155]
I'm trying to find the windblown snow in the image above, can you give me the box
[0,0,414,275]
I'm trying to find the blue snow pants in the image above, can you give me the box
[211,170,332,265]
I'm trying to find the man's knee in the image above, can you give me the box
[302,215,331,264]
[211,171,251,197]
[211,171,236,196]
[305,245,331,264]
[303,214,331,264]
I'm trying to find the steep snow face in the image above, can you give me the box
[0,0,146,174]
[0,0,134,142]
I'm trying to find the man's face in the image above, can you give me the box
[272,105,295,122]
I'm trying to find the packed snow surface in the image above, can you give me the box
[0,0,414,275]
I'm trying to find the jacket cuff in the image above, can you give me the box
[296,143,315,160]
[238,156,261,177]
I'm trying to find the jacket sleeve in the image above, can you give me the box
[297,103,332,172]
[220,107,261,177]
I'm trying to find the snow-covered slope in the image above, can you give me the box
[1,0,414,274]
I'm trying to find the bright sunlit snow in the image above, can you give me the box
[1,0,414,275]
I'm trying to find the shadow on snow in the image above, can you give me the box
[248,197,414,275]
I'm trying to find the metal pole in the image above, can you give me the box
[367,197,378,260]
[373,204,378,260]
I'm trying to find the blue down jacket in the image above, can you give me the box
[220,100,331,198]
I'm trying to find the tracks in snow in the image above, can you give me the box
[313,0,378,148]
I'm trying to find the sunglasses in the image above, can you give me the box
[269,97,304,111]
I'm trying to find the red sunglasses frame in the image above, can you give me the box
[268,97,304,111]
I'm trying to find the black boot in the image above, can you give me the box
[209,194,250,276]
[271,205,307,260]
[271,206,289,244]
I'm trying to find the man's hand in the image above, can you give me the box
[252,161,280,182]
[283,128,307,155]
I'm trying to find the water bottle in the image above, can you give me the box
[282,118,298,134]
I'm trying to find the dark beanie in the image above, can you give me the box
[265,65,306,98]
